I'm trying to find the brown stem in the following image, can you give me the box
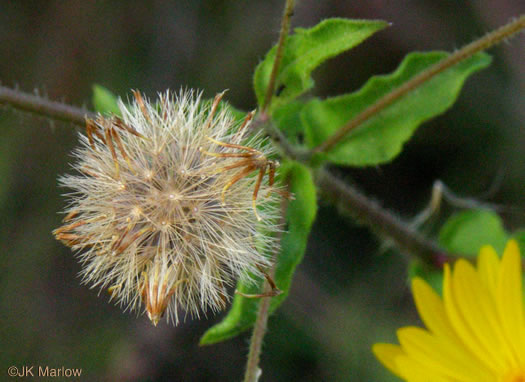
[314,14,525,153]
[242,290,271,382]
[261,0,296,113]
[0,85,95,126]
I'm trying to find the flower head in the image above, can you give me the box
[54,90,282,325]
[373,240,525,381]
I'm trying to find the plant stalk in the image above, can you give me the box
[243,197,288,382]
[315,168,450,265]
[0,85,95,126]
[244,2,296,377]
[261,0,296,113]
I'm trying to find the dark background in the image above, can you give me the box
[1,1,523,381]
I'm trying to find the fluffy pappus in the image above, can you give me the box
[54,89,283,325]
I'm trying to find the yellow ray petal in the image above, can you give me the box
[396,326,493,381]
[497,240,525,367]
[452,260,513,371]
[412,278,458,341]
[443,263,501,374]
[372,343,405,379]
[477,244,499,293]
[375,240,525,381]
[395,353,449,382]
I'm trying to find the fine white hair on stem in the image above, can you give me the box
[54,89,283,326]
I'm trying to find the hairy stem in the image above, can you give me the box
[314,14,525,153]
[243,289,271,382]
[0,85,95,126]
[316,168,449,265]
[244,2,296,373]
[259,114,451,265]
[243,198,288,382]
[261,0,296,113]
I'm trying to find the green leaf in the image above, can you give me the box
[200,162,317,345]
[253,18,388,111]
[302,51,492,166]
[92,84,121,116]
[438,209,508,256]
[198,277,261,346]
[269,162,317,309]
[272,100,307,145]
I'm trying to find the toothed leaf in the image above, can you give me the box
[303,51,491,166]
[254,18,388,111]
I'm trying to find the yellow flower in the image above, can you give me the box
[373,240,525,382]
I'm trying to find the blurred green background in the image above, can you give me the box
[0,1,523,381]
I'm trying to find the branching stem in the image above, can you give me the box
[315,168,450,265]
[314,14,525,153]
[0,85,95,126]
[0,12,522,365]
